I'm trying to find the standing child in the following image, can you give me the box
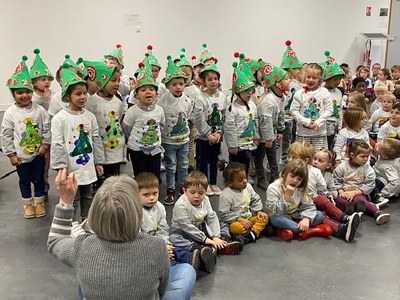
[104,44,130,98]
[255,62,289,189]
[191,55,204,89]
[265,159,332,241]
[371,138,400,205]
[374,68,395,91]
[391,65,400,82]
[219,162,268,245]
[224,63,259,178]
[51,64,104,220]
[85,65,125,184]
[334,139,390,224]
[290,63,333,150]
[1,56,51,218]
[145,45,166,100]
[157,56,193,205]
[122,63,165,183]
[377,102,400,141]
[369,92,394,140]
[370,85,388,114]
[170,171,243,274]
[193,63,227,196]
[322,51,345,150]
[280,40,303,165]
[333,108,370,164]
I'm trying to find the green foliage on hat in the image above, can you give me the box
[232,62,255,94]
[29,48,54,80]
[280,40,302,69]
[322,51,345,81]
[164,55,187,84]
[7,55,33,91]
[260,62,287,89]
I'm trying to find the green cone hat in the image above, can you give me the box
[232,62,255,94]
[107,44,124,68]
[6,55,33,91]
[82,59,115,92]
[260,62,287,89]
[144,45,161,69]
[177,48,192,68]
[135,62,158,91]
[199,43,218,64]
[234,52,256,82]
[63,54,80,75]
[61,63,87,101]
[76,57,89,79]
[164,55,187,84]
[29,48,54,80]
[191,55,203,68]
[199,63,220,80]
[322,51,345,80]
[280,40,302,69]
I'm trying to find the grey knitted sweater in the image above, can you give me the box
[48,204,170,300]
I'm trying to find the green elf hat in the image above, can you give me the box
[199,63,220,80]
[82,59,115,92]
[260,62,287,89]
[199,43,218,64]
[144,45,161,69]
[246,57,264,73]
[177,49,192,68]
[191,55,203,68]
[76,57,89,79]
[322,51,345,80]
[231,62,255,94]
[61,62,87,101]
[6,55,33,91]
[234,52,256,82]
[280,40,302,69]
[63,54,80,74]
[164,55,187,84]
[174,48,185,64]
[135,62,158,91]
[29,48,54,80]
[107,44,124,68]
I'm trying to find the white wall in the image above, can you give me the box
[0,0,391,111]
[387,0,400,67]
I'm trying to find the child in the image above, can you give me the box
[51,64,104,220]
[346,91,371,131]
[219,162,268,244]
[374,68,395,91]
[377,102,400,141]
[170,171,243,273]
[288,142,360,242]
[352,77,366,94]
[191,55,204,89]
[157,56,193,205]
[290,63,333,150]
[265,159,332,241]
[333,108,370,164]
[199,43,218,65]
[371,63,382,85]
[312,148,337,200]
[370,85,388,114]
[1,56,51,218]
[372,138,400,204]
[104,44,130,98]
[193,63,227,195]
[334,139,390,225]
[322,51,345,151]
[224,63,259,177]
[144,45,166,100]
[85,65,125,184]
[369,92,395,140]
[391,65,400,81]
[136,172,201,270]
[122,63,165,183]
[48,169,196,300]
[280,40,303,165]
[255,62,289,189]
[177,51,201,173]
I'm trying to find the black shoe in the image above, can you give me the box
[345,213,360,242]
[188,166,195,173]
[260,224,274,237]
[339,213,350,224]
[164,189,175,206]
[232,234,250,247]
[243,230,257,242]
[354,201,366,213]
[375,211,391,225]
[344,202,354,215]
[200,247,216,273]
[190,249,201,272]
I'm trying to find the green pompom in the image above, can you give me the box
[34,48,40,54]
[77,57,83,63]
[232,62,238,68]
[22,55,28,61]
[239,53,245,59]
[180,54,185,58]
[167,55,172,60]
[181,48,185,52]
[324,51,330,56]
[62,63,70,69]
[202,43,207,48]
[65,54,70,59]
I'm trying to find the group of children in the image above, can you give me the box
[2,41,400,275]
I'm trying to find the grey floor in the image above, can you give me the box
[1,110,400,299]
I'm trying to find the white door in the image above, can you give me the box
[387,0,400,67]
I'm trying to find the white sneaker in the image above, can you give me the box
[376,196,389,208]
[206,185,214,196]
[160,162,166,172]
[70,221,86,237]
[210,185,222,196]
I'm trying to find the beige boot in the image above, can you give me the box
[22,198,35,219]
[33,196,47,218]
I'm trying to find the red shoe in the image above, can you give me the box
[298,224,333,240]
[275,228,294,241]
[217,241,243,255]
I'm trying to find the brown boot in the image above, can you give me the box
[33,196,47,218]
[298,224,333,240]
[23,198,35,219]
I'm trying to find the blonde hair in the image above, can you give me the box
[184,171,208,190]
[280,159,309,197]
[88,175,142,242]
[380,138,400,159]
[343,108,364,130]
[288,141,315,163]
[135,172,159,190]
[348,91,368,112]
[374,85,388,93]
[383,92,396,104]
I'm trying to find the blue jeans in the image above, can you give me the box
[161,263,196,300]
[163,143,189,190]
[269,211,324,234]
[16,155,45,198]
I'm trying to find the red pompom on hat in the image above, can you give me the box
[285,40,291,46]
[234,52,240,58]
